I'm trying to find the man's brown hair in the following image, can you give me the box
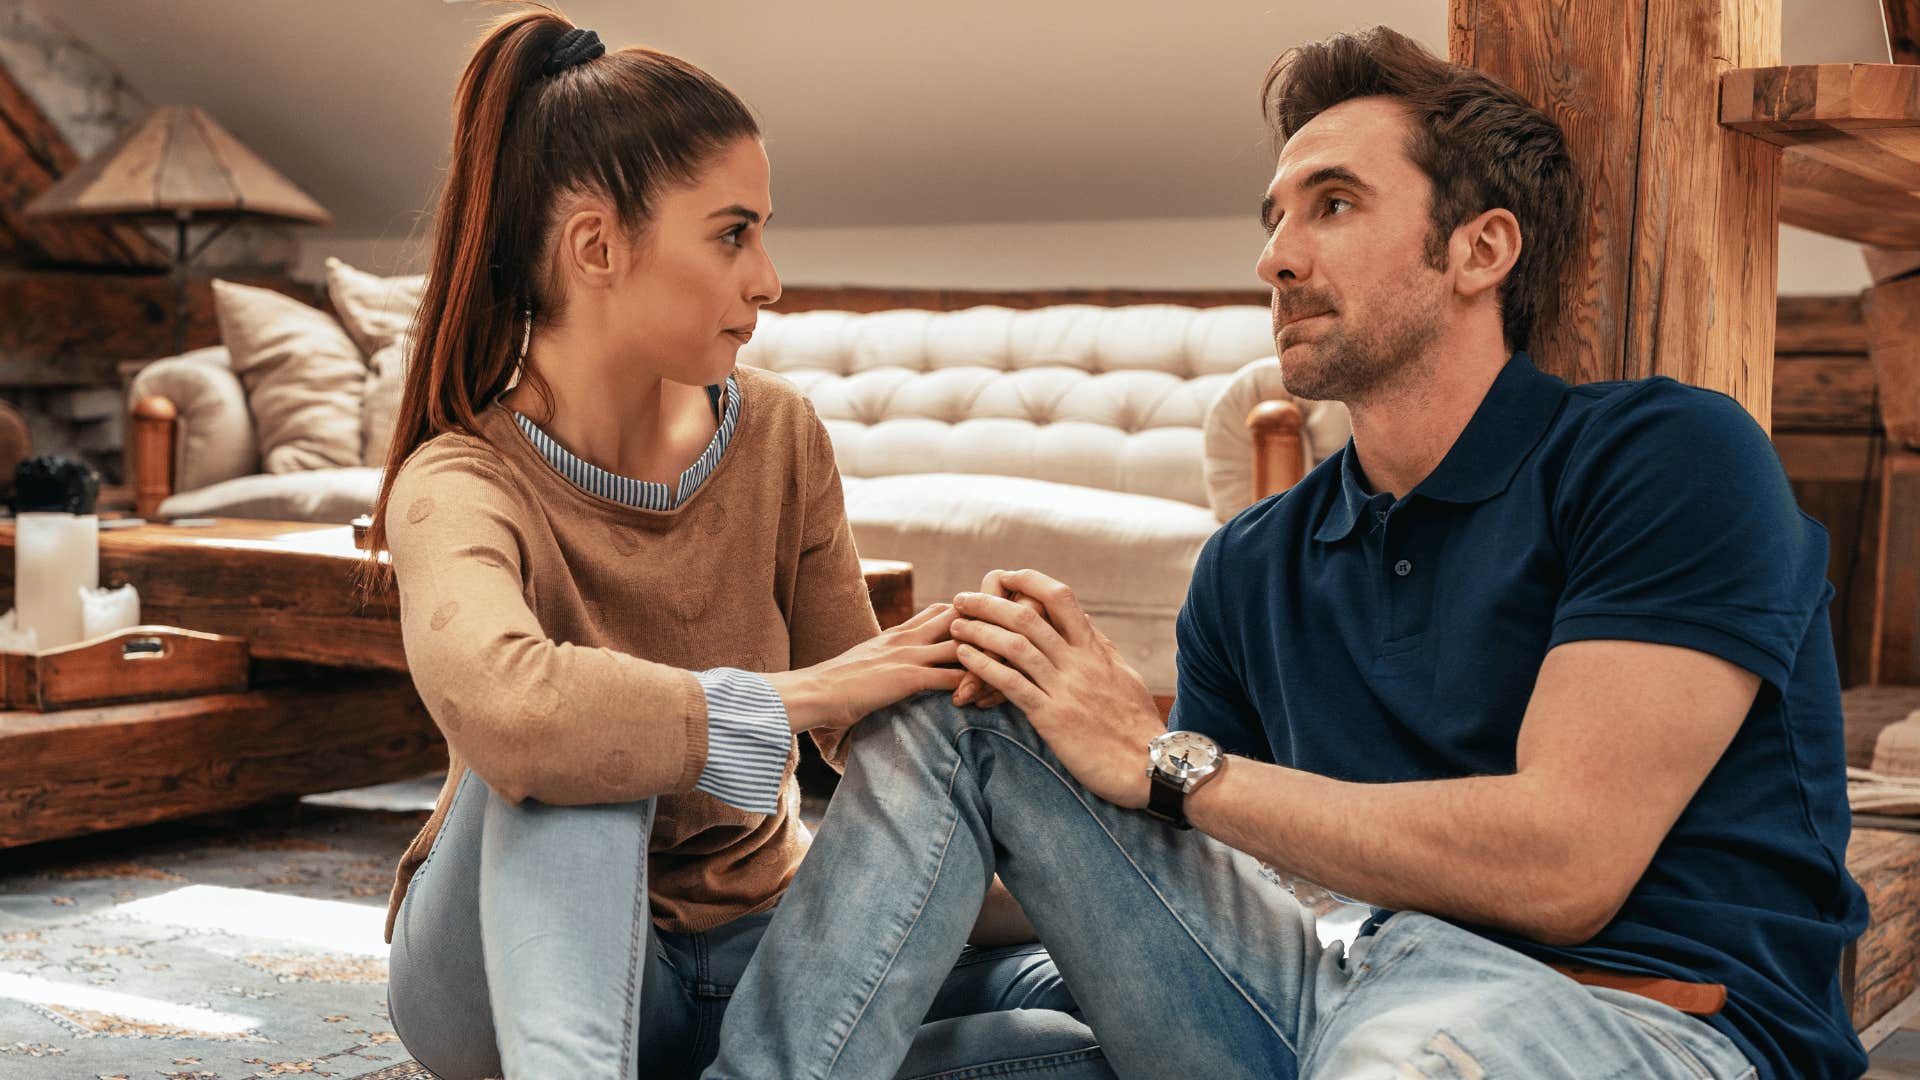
[1262,26,1580,353]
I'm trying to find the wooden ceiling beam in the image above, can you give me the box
[0,55,165,268]
[1722,64,1920,249]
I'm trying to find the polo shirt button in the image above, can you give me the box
[1394,559,1412,577]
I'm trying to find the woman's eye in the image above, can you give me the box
[722,226,746,247]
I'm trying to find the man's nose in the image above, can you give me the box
[1255,222,1308,286]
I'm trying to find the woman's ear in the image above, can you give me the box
[1451,207,1522,303]
[555,206,617,291]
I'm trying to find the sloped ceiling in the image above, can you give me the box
[36,0,1893,243]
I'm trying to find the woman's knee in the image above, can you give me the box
[389,919,501,1080]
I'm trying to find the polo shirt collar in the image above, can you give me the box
[1313,439,1379,543]
[1312,352,1566,542]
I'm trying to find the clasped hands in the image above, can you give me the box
[939,568,1167,810]
[780,568,1167,807]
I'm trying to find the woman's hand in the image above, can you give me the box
[953,569,1048,710]
[766,602,966,734]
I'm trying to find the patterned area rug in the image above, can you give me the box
[0,775,445,1080]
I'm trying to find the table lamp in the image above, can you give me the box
[23,105,331,354]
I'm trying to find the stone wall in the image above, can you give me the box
[0,0,302,487]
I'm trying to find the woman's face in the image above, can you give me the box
[610,136,781,387]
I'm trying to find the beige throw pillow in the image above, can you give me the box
[212,279,367,474]
[325,256,426,356]
[362,335,410,467]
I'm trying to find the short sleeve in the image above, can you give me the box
[1169,526,1269,760]
[1548,383,1829,690]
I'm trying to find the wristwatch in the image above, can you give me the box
[1145,730,1225,829]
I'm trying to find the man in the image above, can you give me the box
[708,25,1866,1080]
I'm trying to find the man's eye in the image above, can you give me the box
[1326,197,1353,216]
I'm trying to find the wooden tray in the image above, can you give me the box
[0,625,248,711]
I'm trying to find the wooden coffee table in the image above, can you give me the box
[0,517,913,848]
[0,517,915,673]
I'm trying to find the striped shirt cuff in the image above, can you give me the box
[693,668,793,815]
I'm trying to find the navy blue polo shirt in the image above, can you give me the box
[1171,352,1868,1080]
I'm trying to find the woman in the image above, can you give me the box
[368,7,1110,1079]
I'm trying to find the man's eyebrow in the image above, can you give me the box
[1263,165,1379,229]
[1300,166,1375,196]
[707,205,769,225]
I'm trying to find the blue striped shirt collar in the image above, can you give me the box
[512,373,739,511]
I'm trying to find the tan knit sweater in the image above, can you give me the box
[381,365,879,942]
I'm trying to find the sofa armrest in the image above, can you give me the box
[126,349,258,517]
[1249,399,1306,502]
[1203,357,1305,521]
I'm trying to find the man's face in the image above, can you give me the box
[1255,96,1451,404]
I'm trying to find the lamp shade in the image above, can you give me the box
[24,106,330,226]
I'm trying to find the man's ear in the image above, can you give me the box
[555,206,617,291]
[1451,207,1522,302]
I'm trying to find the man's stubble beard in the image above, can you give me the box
[1274,271,1446,407]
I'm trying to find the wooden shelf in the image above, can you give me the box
[1721,64,1920,247]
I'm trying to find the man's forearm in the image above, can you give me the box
[1184,759,1614,944]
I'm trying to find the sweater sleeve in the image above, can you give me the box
[787,400,882,770]
[385,439,709,806]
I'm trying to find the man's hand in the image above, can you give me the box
[949,569,1166,808]
[952,569,1046,710]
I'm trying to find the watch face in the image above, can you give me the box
[1152,731,1220,780]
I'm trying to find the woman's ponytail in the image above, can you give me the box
[361,7,561,589]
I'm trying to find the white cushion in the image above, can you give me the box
[361,336,409,467]
[156,467,383,524]
[741,305,1276,507]
[841,473,1219,694]
[325,256,426,356]
[213,279,367,474]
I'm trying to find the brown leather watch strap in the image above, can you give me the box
[1549,963,1728,1016]
[1145,770,1193,829]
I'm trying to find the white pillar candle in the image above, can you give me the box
[15,512,99,650]
[80,583,140,641]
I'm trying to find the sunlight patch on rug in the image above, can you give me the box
[0,973,261,1038]
[113,886,387,957]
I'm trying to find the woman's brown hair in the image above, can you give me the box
[1262,25,1580,354]
[360,3,757,591]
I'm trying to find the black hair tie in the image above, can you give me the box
[542,28,605,77]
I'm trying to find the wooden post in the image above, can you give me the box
[129,395,177,520]
[1449,0,1782,428]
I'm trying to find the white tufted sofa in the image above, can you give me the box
[738,304,1351,695]
[126,301,1351,696]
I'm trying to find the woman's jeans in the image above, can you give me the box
[387,768,1112,1079]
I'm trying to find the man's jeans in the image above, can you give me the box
[705,692,1759,1079]
[387,767,1111,1079]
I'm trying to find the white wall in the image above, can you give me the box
[303,218,1873,297]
